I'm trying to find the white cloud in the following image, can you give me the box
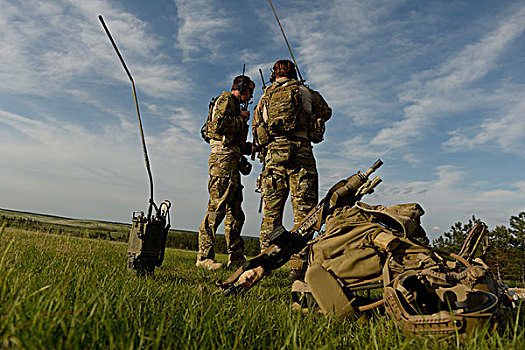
[174,0,232,62]
[374,164,525,239]
[0,0,188,99]
[379,5,525,154]
[255,0,406,126]
[444,95,525,156]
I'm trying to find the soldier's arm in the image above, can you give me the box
[299,85,313,115]
[310,88,332,121]
[215,95,248,135]
[252,101,262,139]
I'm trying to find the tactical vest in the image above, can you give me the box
[253,81,331,146]
[263,79,307,136]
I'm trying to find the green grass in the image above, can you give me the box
[1,227,524,349]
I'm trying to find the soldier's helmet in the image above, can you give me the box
[272,59,298,80]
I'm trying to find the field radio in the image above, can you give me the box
[99,15,171,276]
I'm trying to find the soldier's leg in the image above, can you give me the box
[197,175,228,261]
[259,168,289,251]
[289,158,319,279]
[224,173,246,267]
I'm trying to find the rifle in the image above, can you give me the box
[217,159,383,294]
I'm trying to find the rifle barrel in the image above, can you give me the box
[364,159,383,177]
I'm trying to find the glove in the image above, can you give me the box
[239,156,252,176]
[242,141,253,155]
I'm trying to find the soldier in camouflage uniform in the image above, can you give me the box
[197,75,255,270]
[252,60,331,279]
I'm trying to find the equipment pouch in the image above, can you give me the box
[307,117,325,144]
[270,147,291,164]
[201,96,220,143]
[308,89,331,143]
[255,122,271,147]
[373,231,400,252]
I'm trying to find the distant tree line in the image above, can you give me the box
[0,214,261,257]
[433,211,525,284]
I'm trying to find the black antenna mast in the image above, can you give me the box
[268,0,304,82]
[98,15,155,219]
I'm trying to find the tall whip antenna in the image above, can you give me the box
[268,0,304,82]
[98,15,155,219]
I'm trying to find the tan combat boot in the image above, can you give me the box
[196,259,223,270]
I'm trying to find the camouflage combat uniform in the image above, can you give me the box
[253,78,331,274]
[198,91,248,266]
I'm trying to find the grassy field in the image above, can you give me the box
[1,226,524,349]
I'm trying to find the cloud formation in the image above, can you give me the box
[174,0,232,62]
[0,0,187,99]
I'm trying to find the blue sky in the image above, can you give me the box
[1,0,524,240]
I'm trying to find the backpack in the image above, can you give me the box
[308,89,332,143]
[293,203,513,335]
[264,79,305,136]
[200,96,219,143]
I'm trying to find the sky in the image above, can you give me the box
[1,0,524,241]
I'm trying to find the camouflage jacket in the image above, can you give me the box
[209,91,249,155]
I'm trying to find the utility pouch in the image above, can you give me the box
[201,96,220,143]
[269,146,291,164]
[305,262,357,319]
[307,89,331,143]
[307,117,326,144]
[255,122,271,147]
[373,231,400,252]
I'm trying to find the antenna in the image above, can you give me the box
[268,0,304,82]
[98,15,155,219]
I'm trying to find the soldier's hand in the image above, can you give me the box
[242,141,253,155]
[240,110,250,119]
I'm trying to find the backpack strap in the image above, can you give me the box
[305,262,356,319]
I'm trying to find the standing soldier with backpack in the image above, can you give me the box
[252,59,332,279]
[197,75,255,270]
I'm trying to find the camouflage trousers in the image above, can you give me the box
[259,139,318,271]
[198,153,245,263]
